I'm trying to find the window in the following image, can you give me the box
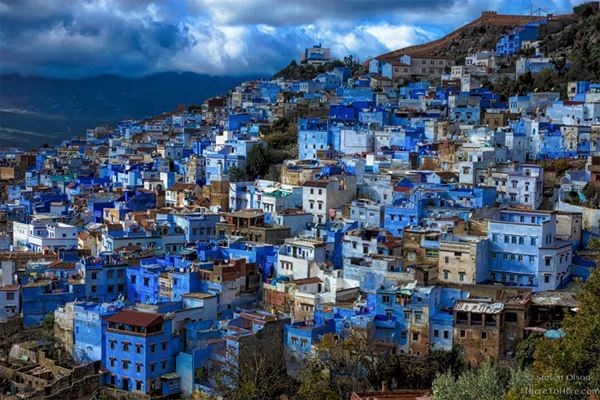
[382,294,391,304]
[529,255,535,263]
[162,341,167,351]
[150,362,156,372]
[459,272,465,282]
[143,277,150,287]
[412,332,419,341]
[414,312,422,323]
[123,342,129,352]
[444,256,449,264]
[161,360,167,369]
[110,358,116,367]
[136,344,142,354]
[545,257,551,266]
[530,237,537,246]
[544,275,551,283]
[122,360,130,370]
[504,235,509,243]
[492,234,497,242]
[110,340,116,350]
[481,331,487,340]
[433,329,439,338]
[443,270,449,280]
[459,330,466,338]
[518,237,524,245]
[443,330,449,339]
[130,275,136,284]
[511,236,517,244]
[505,312,518,322]
[150,344,156,353]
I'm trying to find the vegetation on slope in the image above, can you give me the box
[540,3,600,81]
[431,263,600,400]
[273,59,346,80]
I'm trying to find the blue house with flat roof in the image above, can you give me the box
[22,279,85,327]
[384,194,426,237]
[488,209,572,291]
[298,118,330,159]
[77,257,128,302]
[126,260,166,304]
[496,24,540,56]
[72,301,124,364]
[176,320,225,396]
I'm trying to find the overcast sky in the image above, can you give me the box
[0,0,586,78]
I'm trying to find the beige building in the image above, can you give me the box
[438,235,491,285]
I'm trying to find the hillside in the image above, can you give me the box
[540,3,600,80]
[377,11,547,61]
[0,72,259,149]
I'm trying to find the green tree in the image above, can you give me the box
[530,266,600,399]
[504,368,535,400]
[245,145,270,180]
[431,362,504,400]
[583,182,600,208]
[227,166,246,182]
[295,367,341,400]
[516,333,542,369]
[214,334,294,400]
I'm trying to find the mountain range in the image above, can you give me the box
[0,72,260,149]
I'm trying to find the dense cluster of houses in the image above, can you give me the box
[0,35,599,398]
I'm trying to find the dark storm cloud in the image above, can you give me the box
[191,0,466,27]
[0,0,585,77]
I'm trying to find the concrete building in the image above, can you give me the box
[488,210,572,291]
[453,293,531,366]
[302,176,357,225]
[103,310,179,395]
[438,235,491,285]
[215,209,291,245]
[277,237,326,281]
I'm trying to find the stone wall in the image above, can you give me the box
[43,374,100,400]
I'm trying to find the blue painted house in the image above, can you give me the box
[72,301,124,364]
[103,310,179,395]
[22,279,85,327]
[298,118,330,160]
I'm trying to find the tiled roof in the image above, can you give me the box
[105,310,164,327]
[303,180,331,188]
[0,285,21,291]
[290,277,321,285]
[167,183,197,191]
